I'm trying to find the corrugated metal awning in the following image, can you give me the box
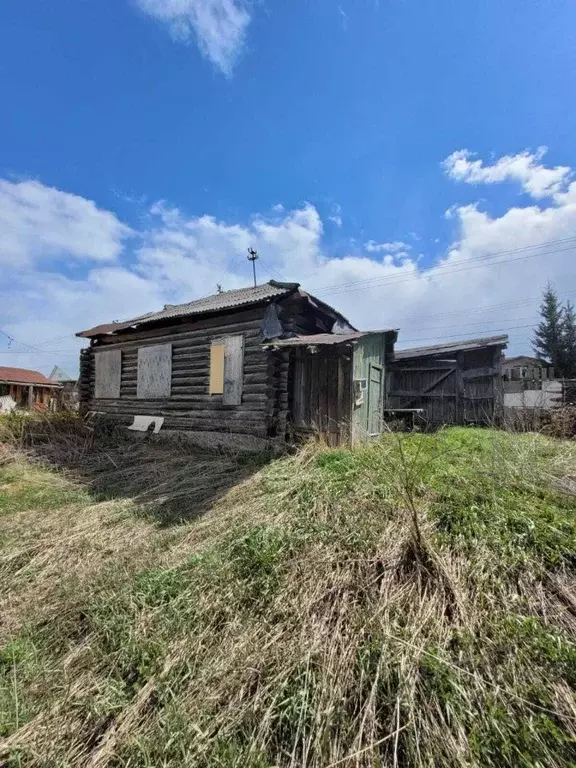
[394,335,509,361]
[263,330,397,348]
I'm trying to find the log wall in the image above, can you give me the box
[78,307,284,438]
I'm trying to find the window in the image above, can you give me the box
[209,335,244,405]
[137,343,172,399]
[95,349,121,399]
[209,343,225,394]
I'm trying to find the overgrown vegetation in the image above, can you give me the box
[1,417,576,766]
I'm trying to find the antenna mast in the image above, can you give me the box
[247,247,259,288]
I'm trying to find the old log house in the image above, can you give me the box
[77,281,397,447]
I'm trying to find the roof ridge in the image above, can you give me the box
[163,281,300,311]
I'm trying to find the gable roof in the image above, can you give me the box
[0,367,60,387]
[502,355,548,367]
[49,365,76,382]
[77,281,298,338]
[76,281,354,338]
[394,335,508,361]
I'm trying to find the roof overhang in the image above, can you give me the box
[393,334,509,361]
[263,329,398,349]
[0,379,61,388]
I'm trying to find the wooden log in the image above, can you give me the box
[91,395,266,418]
[170,384,267,396]
[87,366,268,391]
[88,406,268,428]
[90,411,269,437]
[96,315,264,349]
[103,306,265,338]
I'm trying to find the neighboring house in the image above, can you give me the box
[49,365,77,385]
[76,281,397,447]
[49,365,79,411]
[502,355,553,385]
[387,335,509,426]
[0,367,61,411]
[502,356,561,409]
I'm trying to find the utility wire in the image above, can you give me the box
[385,290,576,325]
[399,322,536,345]
[0,329,79,357]
[292,234,576,291]
[311,239,576,297]
[259,261,289,283]
[317,245,576,298]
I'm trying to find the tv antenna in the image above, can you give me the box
[247,247,259,288]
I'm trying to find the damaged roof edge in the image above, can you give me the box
[263,329,398,348]
[296,288,358,332]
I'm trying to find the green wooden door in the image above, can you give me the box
[367,363,383,435]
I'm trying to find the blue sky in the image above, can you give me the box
[2,0,576,372]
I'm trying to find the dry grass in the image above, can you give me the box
[1,417,576,766]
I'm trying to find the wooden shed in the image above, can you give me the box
[387,335,508,427]
[76,281,397,448]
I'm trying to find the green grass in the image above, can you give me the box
[0,425,575,766]
[0,458,90,516]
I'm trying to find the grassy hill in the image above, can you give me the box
[1,419,576,767]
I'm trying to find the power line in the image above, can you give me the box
[399,322,536,346]
[33,333,77,348]
[292,234,576,291]
[365,288,576,331]
[259,261,289,283]
[405,314,539,334]
[311,238,576,297]
[0,329,79,357]
[317,245,576,297]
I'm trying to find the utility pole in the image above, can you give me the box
[247,247,259,288]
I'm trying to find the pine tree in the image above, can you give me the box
[562,299,576,378]
[532,285,566,374]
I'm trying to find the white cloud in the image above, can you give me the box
[365,240,409,254]
[3,156,576,374]
[328,202,343,228]
[135,0,250,75]
[0,179,131,267]
[443,147,571,199]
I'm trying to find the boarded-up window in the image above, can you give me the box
[209,335,244,405]
[95,349,121,399]
[223,335,245,405]
[209,343,225,394]
[137,344,172,399]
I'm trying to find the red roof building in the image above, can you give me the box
[0,366,61,411]
[0,367,59,387]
